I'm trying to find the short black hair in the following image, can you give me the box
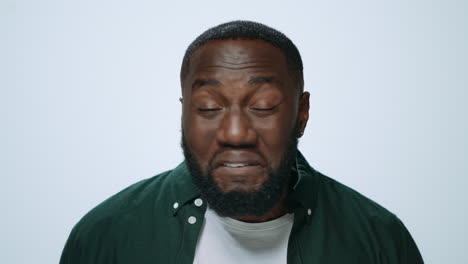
[180,20,304,92]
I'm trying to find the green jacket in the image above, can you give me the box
[60,152,423,263]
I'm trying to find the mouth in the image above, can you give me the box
[209,151,267,183]
[212,163,266,191]
[222,163,253,168]
[213,162,264,176]
[212,151,264,169]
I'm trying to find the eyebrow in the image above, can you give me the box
[191,76,280,90]
[191,78,221,89]
[248,76,281,86]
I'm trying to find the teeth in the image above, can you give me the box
[223,163,248,168]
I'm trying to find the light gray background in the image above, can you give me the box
[2,0,467,263]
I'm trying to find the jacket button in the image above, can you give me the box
[307,208,312,215]
[194,198,203,207]
[173,202,179,209]
[188,216,197,224]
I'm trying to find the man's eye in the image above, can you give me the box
[251,106,276,111]
[197,108,222,118]
[250,106,277,117]
[198,108,222,112]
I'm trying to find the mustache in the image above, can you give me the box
[180,131,266,170]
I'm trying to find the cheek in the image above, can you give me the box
[183,112,220,165]
[253,111,297,165]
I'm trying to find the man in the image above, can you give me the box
[60,21,423,263]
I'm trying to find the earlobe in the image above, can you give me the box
[297,129,304,138]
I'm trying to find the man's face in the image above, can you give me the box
[181,39,309,217]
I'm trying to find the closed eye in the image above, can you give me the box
[251,106,276,111]
[198,108,222,112]
[249,105,278,117]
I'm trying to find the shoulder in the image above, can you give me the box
[70,169,172,234]
[317,172,396,222]
[60,166,184,263]
[295,152,397,225]
[77,168,173,230]
[316,171,405,237]
[314,171,423,263]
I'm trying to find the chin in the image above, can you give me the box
[211,168,269,192]
[213,178,269,194]
[217,182,264,193]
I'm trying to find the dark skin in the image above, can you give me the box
[181,39,310,222]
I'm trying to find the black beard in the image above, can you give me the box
[181,128,298,218]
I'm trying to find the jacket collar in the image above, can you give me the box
[169,162,201,215]
[288,151,320,214]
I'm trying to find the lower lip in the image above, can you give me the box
[213,165,264,175]
[212,165,267,191]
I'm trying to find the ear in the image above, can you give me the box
[297,92,310,137]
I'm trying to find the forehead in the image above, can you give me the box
[183,39,290,87]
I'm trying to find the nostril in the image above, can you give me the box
[217,113,257,147]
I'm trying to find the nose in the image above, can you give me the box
[216,107,257,147]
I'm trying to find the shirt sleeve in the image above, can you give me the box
[396,218,424,264]
[59,225,81,264]
[59,219,116,264]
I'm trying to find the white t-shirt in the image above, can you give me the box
[193,206,294,264]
